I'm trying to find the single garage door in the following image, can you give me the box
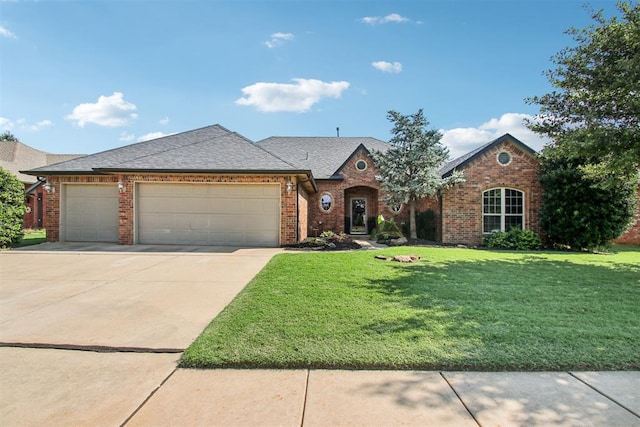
[63,184,119,242]
[137,183,280,246]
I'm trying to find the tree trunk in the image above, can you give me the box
[409,199,417,240]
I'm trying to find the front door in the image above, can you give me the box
[350,198,367,234]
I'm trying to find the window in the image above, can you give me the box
[482,188,524,233]
[320,193,333,212]
[355,160,367,171]
[390,203,403,214]
[497,151,512,165]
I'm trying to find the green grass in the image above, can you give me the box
[13,229,46,248]
[181,245,640,371]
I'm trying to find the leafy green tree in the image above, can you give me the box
[0,131,18,142]
[538,151,637,250]
[527,2,640,180]
[371,109,464,240]
[0,167,26,247]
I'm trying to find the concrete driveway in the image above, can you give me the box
[0,243,280,425]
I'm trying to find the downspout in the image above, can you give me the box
[295,179,299,242]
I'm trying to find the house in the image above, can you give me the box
[0,140,82,229]
[23,124,639,247]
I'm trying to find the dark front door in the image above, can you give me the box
[350,198,367,234]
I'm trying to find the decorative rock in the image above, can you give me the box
[392,254,420,263]
[374,254,421,262]
[389,236,408,246]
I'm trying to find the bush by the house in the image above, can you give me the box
[483,228,542,250]
[371,215,404,244]
[0,167,26,248]
[539,155,637,250]
[416,209,437,241]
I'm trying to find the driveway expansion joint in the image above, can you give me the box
[0,342,184,354]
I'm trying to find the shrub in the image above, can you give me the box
[416,210,436,240]
[483,228,542,250]
[374,215,404,243]
[539,155,637,250]
[0,167,26,248]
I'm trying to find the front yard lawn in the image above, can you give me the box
[181,245,640,371]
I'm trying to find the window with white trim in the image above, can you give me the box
[482,188,524,233]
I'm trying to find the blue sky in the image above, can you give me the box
[0,0,620,159]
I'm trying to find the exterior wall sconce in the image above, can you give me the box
[286,180,294,194]
[118,181,126,193]
[43,183,55,193]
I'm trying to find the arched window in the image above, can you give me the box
[482,188,524,233]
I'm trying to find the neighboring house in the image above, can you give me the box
[22,124,639,247]
[0,140,82,229]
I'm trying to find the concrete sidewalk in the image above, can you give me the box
[125,368,640,426]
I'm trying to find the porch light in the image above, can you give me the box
[43,183,54,193]
[286,180,294,194]
[118,181,125,193]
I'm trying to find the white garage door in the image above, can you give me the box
[137,183,280,246]
[63,184,119,242]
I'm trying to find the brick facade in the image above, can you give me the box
[440,139,542,246]
[44,174,300,245]
[41,139,638,247]
[309,147,403,236]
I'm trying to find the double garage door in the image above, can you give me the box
[62,183,280,246]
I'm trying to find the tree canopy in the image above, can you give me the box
[371,109,464,240]
[527,2,640,179]
[0,167,26,247]
[1,131,19,142]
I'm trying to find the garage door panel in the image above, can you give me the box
[64,184,118,243]
[137,183,280,246]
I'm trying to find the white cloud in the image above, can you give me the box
[372,61,402,73]
[0,26,16,39]
[137,131,167,142]
[29,120,53,131]
[264,32,294,48]
[236,78,350,113]
[158,116,170,125]
[441,113,551,159]
[0,117,14,130]
[65,92,138,127]
[119,131,135,142]
[360,13,410,25]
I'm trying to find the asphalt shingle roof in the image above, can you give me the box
[439,133,537,177]
[1,140,83,183]
[256,136,390,179]
[24,125,301,175]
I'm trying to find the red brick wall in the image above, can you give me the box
[614,186,640,245]
[441,140,542,245]
[44,174,299,245]
[310,148,403,235]
[23,184,46,229]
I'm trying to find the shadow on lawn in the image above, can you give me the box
[358,254,640,370]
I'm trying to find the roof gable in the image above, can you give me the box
[440,133,538,177]
[256,136,389,179]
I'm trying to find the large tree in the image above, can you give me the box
[371,109,464,240]
[527,2,640,180]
